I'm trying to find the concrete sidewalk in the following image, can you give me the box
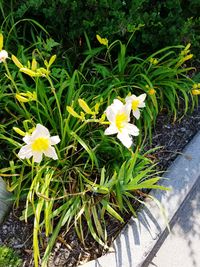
[146,175,200,267]
[81,131,200,267]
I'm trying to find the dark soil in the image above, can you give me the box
[1,103,200,267]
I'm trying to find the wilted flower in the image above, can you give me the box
[148,88,156,95]
[0,50,8,63]
[125,93,146,119]
[18,124,60,163]
[104,99,139,148]
[0,33,8,63]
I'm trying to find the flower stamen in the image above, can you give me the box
[116,112,128,132]
[31,137,50,152]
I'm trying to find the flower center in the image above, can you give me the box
[131,100,140,111]
[31,137,50,152]
[116,112,128,131]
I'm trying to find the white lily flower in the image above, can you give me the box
[125,93,146,119]
[104,99,139,148]
[18,124,60,163]
[0,50,8,63]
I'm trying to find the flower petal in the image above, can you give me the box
[18,145,32,159]
[105,106,116,123]
[132,109,140,120]
[32,124,50,139]
[105,99,124,123]
[138,102,145,108]
[50,135,60,145]
[125,95,136,103]
[44,147,58,160]
[117,132,132,148]
[125,123,140,136]
[32,151,43,163]
[138,93,146,102]
[23,134,32,144]
[104,124,118,135]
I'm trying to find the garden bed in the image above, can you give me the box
[1,102,200,267]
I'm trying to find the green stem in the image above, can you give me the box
[4,61,31,119]
[4,61,19,93]
[46,75,64,138]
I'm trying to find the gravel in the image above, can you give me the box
[1,103,200,267]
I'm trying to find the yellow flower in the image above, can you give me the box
[78,99,95,115]
[16,91,37,103]
[192,83,198,89]
[149,58,158,65]
[96,34,108,47]
[12,54,54,77]
[183,54,193,61]
[192,89,200,95]
[13,127,26,136]
[66,106,82,119]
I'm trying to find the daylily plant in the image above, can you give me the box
[104,99,139,148]
[18,124,60,163]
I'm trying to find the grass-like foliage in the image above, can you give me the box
[0,246,22,267]
[0,27,198,267]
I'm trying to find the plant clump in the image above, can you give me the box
[0,24,199,267]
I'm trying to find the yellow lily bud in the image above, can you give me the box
[149,58,158,65]
[193,83,198,89]
[11,55,24,69]
[36,67,50,76]
[48,55,57,67]
[13,127,26,136]
[66,106,82,119]
[0,33,3,51]
[185,43,191,51]
[16,91,37,102]
[28,127,35,134]
[183,54,193,61]
[16,93,29,102]
[27,60,31,69]
[27,91,37,101]
[44,60,48,68]
[78,99,94,114]
[20,68,38,77]
[31,58,38,71]
[80,112,85,120]
[192,89,200,95]
[99,113,106,123]
[96,34,108,47]
[94,102,100,114]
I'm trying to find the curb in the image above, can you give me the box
[0,177,12,224]
[80,131,200,267]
